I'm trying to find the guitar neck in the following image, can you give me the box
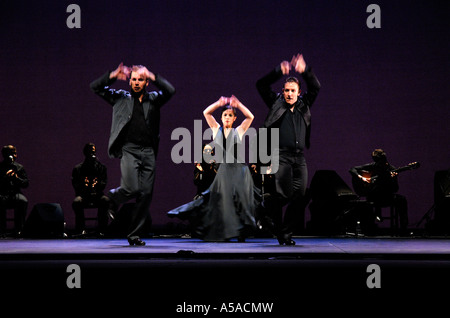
[393,162,420,174]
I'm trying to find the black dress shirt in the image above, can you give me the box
[278,107,306,151]
[124,96,153,147]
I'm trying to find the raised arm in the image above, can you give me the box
[139,66,175,106]
[256,62,286,108]
[129,64,175,106]
[148,73,176,106]
[90,62,130,105]
[109,62,131,81]
[230,95,254,138]
[203,96,229,134]
[291,53,321,107]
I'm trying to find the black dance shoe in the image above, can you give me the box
[128,238,146,246]
[277,235,296,246]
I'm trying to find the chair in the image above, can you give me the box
[2,208,15,232]
[372,201,399,234]
[83,202,100,227]
[76,201,108,236]
[1,207,26,236]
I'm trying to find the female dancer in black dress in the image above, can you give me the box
[168,96,257,241]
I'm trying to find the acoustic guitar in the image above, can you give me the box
[352,161,420,197]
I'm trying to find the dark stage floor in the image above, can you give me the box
[1,235,449,315]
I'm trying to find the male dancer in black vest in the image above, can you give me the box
[256,53,320,245]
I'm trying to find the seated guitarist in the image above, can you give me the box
[349,149,408,233]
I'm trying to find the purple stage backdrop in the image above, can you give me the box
[0,1,448,230]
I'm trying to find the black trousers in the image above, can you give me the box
[72,195,109,233]
[263,151,308,237]
[0,193,28,234]
[109,143,156,240]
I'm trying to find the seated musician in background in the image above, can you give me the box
[193,143,217,200]
[349,149,409,233]
[72,143,109,236]
[250,163,279,235]
[0,145,29,237]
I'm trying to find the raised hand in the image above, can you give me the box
[291,53,306,73]
[110,62,131,80]
[218,96,230,107]
[229,95,241,108]
[280,60,291,75]
[137,66,156,82]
